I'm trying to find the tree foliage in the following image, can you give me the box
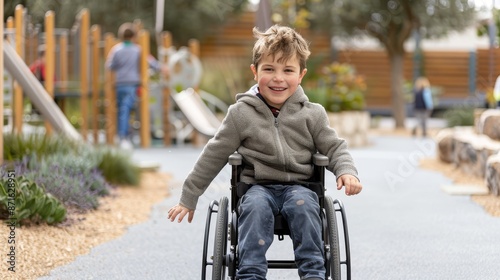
[306,0,477,126]
[4,0,247,46]
[310,0,477,54]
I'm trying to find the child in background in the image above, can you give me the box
[105,23,141,150]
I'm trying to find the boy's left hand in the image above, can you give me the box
[337,174,362,196]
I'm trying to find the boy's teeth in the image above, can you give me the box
[271,87,285,91]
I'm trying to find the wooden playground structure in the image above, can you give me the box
[2,5,206,149]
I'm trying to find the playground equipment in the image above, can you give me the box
[157,36,227,145]
[2,5,226,147]
[3,40,81,141]
[2,6,153,146]
[171,88,221,139]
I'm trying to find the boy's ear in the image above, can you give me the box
[250,64,258,80]
[299,68,308,82]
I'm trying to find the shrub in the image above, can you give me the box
[3,133,140,186]
[1,133,141,215]
[305,62,367,112]
[97,149,141,186]
[3,133,77,162]
[0,175,66,225]
[323,62,367,112]
[443,107,475,127]
[7,156,111,210]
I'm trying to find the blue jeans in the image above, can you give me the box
[116,85,137,138]
[237,184,325,280]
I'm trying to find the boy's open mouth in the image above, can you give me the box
[269,87,286,91]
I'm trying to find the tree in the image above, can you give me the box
[310,0,477,127]
[4,0,246,47]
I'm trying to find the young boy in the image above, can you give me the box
[168,25,362,280]
[105,22,141,150]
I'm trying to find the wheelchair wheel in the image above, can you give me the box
[212,196,229,280]
[324,196,341,280]
[334,199,351,280]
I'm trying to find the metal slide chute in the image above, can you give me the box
[171,88,222,138]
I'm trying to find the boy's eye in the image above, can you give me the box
[285,69,294,73]
[263,67,273,72]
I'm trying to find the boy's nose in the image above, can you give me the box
[273,72,284,82]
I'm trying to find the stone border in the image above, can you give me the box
[436,109,500,196]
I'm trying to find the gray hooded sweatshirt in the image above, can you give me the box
[179,85,359,210]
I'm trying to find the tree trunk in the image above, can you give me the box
[390,53,406,128]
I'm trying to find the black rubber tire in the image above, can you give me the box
[334,199,351,280]
[201,200,218,280]
[324,196,341,280]
[212,197,229,280]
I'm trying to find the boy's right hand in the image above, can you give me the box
[168,204,195,223]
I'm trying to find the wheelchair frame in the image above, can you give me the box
[202,153,351,280]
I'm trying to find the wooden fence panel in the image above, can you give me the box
[200,11,332,60]
[336,50,476,109]
[336,50,413,109]
[476,48,500,91]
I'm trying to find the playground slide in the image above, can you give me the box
[3,40,81,141]
[171,88,222,137]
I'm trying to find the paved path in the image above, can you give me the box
[40,135,500,280]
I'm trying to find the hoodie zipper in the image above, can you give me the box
[273,116,289,179]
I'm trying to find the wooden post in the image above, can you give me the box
[104,33,116,145]
[1,0,4,164]
[79,9,90,141]
[58,30,68,112]
[6,16,14,133]
[91,25,101,143]
[138,30,151,148]
[161,31,172,146]
[13,5,24,134]
[188,38,200,146]
[44,10,55,135]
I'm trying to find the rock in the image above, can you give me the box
[436,128,454,163]
[328,111,370,148]
[478,109,500,141]
[453,129,500,177]
[486,153,500,196]
[436,126,500,178]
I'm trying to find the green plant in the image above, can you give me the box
[97,149,140,186]
[443,107,475,127]
[0,176,66,225]
[3,133,77,161]
[3,133,140,186]
[308,62,366,112]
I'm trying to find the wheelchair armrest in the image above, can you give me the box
[313,153,329,167]
[229,153,242,166]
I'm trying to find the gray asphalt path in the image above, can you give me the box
[39,135,500,280]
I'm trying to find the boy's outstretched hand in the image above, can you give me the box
[337,174,362,196]
[168,204,195,223]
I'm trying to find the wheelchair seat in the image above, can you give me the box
[236,180,325,239]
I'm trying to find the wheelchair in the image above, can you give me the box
[202,153,351,280]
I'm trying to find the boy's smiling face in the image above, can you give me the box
[251,52,307,109]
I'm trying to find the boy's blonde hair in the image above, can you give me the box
[252,25,310,72]
[414,76,430,91]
